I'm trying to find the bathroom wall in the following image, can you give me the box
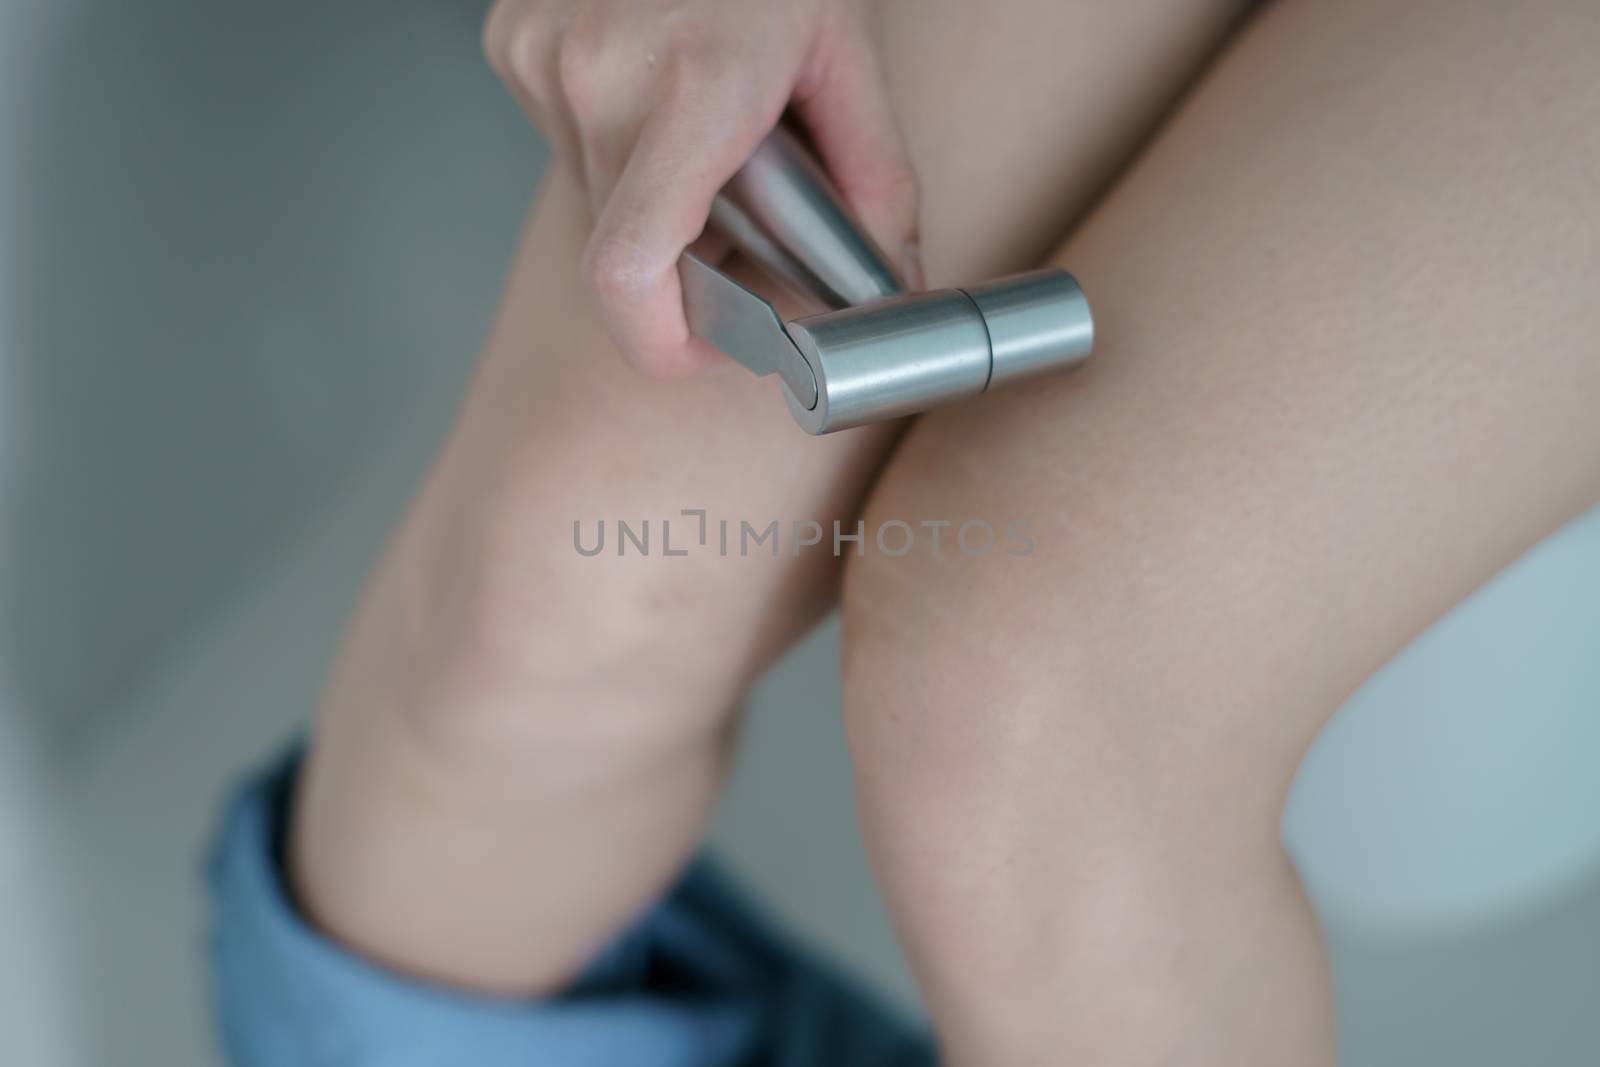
[2,1,1597,1064]
[2,3,83,1064]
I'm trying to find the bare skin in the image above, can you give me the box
[843,0,1600,1063]
[291,0,1600,1062]
[292,0,1249,996]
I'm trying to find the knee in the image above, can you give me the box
[361,431,797,754]
[836,432,1297,905]
[838,442,1120,800]
[840,503,1167,848]
[839,507,1298,1022]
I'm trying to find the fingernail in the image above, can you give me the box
[900,241,925,291]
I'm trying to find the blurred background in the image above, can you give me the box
[2,1,1598,1064]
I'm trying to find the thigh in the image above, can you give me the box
[843,0,1600,1043]
[293,0,1254,995]
[444,0,1255,702]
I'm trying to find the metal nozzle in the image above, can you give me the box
[681,125,1093,435]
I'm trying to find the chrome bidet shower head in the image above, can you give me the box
[680,125,1094,434]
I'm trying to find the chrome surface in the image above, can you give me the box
[682,124,1094,434]
[703,195,837,312]
[716,125,903,309]
[785,291,991,434]
[960,269,1094,387]
[679,252,818,409]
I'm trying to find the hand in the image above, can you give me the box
[483,0,923,377]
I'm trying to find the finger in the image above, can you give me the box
[583,85,785,377]
[554,0,668,217]
[483,0,588,189]
[792,6,923,289]
[576,118,640,221]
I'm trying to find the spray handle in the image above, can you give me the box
[706,124,903,311]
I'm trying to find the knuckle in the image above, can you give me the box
[484,8,549,99]
[481,3,514,76]
[581,235,653,304]
[663,38,735,98]
[555,19,609,115]
[506,20,553,95]
[658,8,735,69]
